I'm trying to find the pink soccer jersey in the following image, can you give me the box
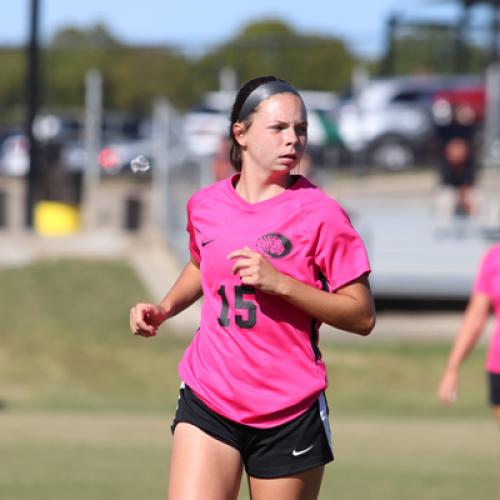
[178,174,371,428]
[473,245,500,373]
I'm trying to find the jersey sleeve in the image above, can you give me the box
[313,203,371,292]
[186,198,201,265]
[473,247,494,296]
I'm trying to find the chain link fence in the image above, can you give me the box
[151,98,216,263]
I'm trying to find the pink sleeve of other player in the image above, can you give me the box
[186,198,201,265]
[313,201,371,292]
[473,248,494,295]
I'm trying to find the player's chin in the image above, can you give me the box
[272,161,297,173]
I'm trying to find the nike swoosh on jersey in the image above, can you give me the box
[292,445,314,457]
[201,239,215,247]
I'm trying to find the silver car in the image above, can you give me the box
[336,75,481,170]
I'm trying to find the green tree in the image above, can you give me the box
[44,24,194,113]
[0,49,26,125]
[193,19,359,95]
[50,22,122,49]
[43,46,193,113]
[0,19,363,120]
[384,24,487,76]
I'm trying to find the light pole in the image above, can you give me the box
[25,0,41,228]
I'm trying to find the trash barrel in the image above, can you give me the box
[34,200,80,236]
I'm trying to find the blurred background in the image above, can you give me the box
[1,1,500,499]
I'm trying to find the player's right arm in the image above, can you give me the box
[130,259,202,337]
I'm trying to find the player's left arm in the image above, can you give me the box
[229,247,375,336]
[276,273,374,336]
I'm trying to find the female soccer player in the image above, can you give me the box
[130,75,376,500]
[438,244,500,498]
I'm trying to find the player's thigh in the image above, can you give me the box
[248,465,324,500]
[168,422,243,500]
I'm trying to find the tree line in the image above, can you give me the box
[0,18,490,127]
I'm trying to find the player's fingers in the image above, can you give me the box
[136,312,155,333]
[136,328,156,338]
[130,307,143,334]
[130,305,157,337]
[241,266,259,277]
[130,309,137,334]
[140,328,157,337]
[135,304,158,331]
[445,390,457,404]
[227,247,255,260]
[240,274,257,286]
[438,383,456,405]
[231,258,253,275]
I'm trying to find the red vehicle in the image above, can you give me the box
[432,83,486,125]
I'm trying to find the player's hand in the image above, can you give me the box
[228,246,286,294]
[438,369,459,406]
[129,303,168,338]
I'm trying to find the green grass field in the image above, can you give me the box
[0,259,497,499]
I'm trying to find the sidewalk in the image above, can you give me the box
[322,312,491,344]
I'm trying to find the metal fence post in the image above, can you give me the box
[483,63,500,169]
[82,69,102,229]
[152,97,171,235]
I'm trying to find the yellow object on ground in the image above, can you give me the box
[34,201,80,236]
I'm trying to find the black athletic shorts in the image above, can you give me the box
[171,383,334,478]
[488,371,500,406]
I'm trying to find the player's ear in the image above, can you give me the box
[233,122,247,148]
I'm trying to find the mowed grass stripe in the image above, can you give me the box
[0,412,497,500]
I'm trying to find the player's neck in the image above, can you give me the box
[235,169,291,204]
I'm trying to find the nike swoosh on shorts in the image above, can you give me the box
[292,445,314,457]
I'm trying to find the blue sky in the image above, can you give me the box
[2,1,474,57]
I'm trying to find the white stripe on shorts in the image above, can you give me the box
[319,392,333,450]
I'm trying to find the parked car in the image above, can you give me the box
[97,135,153,175]
[0,133,29,176]
[335,75,483,170]
[0,112,150,177]
[0,113,84,177]
[431,82,485,127]
[183,93,231,157]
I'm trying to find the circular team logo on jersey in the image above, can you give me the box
[256,233,292,259]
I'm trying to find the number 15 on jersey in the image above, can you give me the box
[217,285,257,329]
